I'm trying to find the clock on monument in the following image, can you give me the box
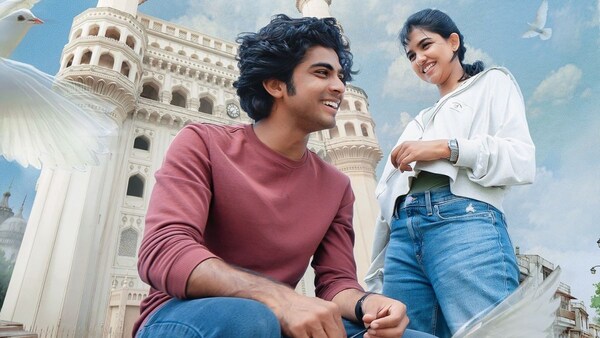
[226,103,240,118]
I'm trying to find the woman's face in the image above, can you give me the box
[404,28,462,93]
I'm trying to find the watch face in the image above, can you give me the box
[226,103,240,118]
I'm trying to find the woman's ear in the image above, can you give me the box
[449,32,460,52]
[263,78,285,98]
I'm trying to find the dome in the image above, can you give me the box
[0,208,27,237]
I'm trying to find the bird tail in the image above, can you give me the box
[451,266,562,338]
[540,28,552,40]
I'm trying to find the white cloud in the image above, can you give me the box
[379,111,413,137]
[530,64,582,106]
[464,44,495,67]
[172,1,296,41]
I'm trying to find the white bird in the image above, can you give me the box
[522,0,552,40]
[0,7,116,170]
[0,0,38,20]
[451,266,562,338]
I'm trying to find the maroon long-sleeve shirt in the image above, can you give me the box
[135,123,362,334]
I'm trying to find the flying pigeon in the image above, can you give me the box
[522,0,552,40]
[0,6,117,170]
[0,0,38,20]
[451,266,562,338]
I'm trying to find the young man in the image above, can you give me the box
[135,14,433,338]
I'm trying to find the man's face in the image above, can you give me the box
[280,46,345,133]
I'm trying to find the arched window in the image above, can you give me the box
[126,35,136,50]
[191,54,199,60]
[72,28,82,40]
[344,122,356,137]
[118,228,138,257]
[340,100,350,110]
[199,97,213,114]
[178,50,186,56]
[98,53,114,69]
[355,101,364,112]
[80,50,92,65]
[150,42,160,48]
[361,124,369,137]
[133,135,150,150]
[171,90,187,108]
[140,82,159,101]
[126,174,144,198]
[88,24,99,36]
[121,61,130,77]
[165,46,173,52]
[65,54,74,68]
[329,126,339,138]
[105,26,120,42]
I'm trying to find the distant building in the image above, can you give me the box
[517,252,596,338]
[0,188,27,264]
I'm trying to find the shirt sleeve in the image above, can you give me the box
[455,69,536,187]
[137,124,219,299]
[312,181,364,300]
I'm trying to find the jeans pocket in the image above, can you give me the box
[434,198,492,220]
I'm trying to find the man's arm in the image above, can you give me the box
[186,258,347,338]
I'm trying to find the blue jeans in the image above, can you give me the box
[136,297,437,337]
[382,186,519,337]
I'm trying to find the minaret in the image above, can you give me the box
[1,0,145,336]
[296,1,383,285]
[296,0,332,18]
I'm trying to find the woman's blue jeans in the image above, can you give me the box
[136,297,437,337]
[382,186,519,338]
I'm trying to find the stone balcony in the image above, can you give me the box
[0,321,36,338]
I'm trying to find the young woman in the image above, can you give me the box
[365,8,536,338]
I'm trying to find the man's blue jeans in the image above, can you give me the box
[136,297,437,337]
[382,186,519,337]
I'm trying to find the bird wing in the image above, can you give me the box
[0,0,39,19]
[532,0,549,28]
[522,29,540,39]
[0,58,117,170]
[451,266,562,338]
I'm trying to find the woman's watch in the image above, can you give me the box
[448,139,459,163]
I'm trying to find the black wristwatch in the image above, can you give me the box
[448,139,459,163]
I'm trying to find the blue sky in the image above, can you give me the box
[2,0,599,319]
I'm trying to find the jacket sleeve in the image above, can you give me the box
[137,125,219,299]
[363,212,390,293]
[455,69,536,187]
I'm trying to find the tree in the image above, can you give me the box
[0,249,15,308]
[592,282,600,324]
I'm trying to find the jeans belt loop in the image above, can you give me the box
[425,190,433,216]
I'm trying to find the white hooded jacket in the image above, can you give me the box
[365,67,536,292]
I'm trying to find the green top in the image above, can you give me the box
[408,171,450,194]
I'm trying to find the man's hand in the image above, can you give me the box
[272,291,346,338]
[359,294,409,338]
[186,258,346,338]
[390,140,450,172]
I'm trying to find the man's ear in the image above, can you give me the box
[263,78,286,98]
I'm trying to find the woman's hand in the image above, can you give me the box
[390,140,451,172]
